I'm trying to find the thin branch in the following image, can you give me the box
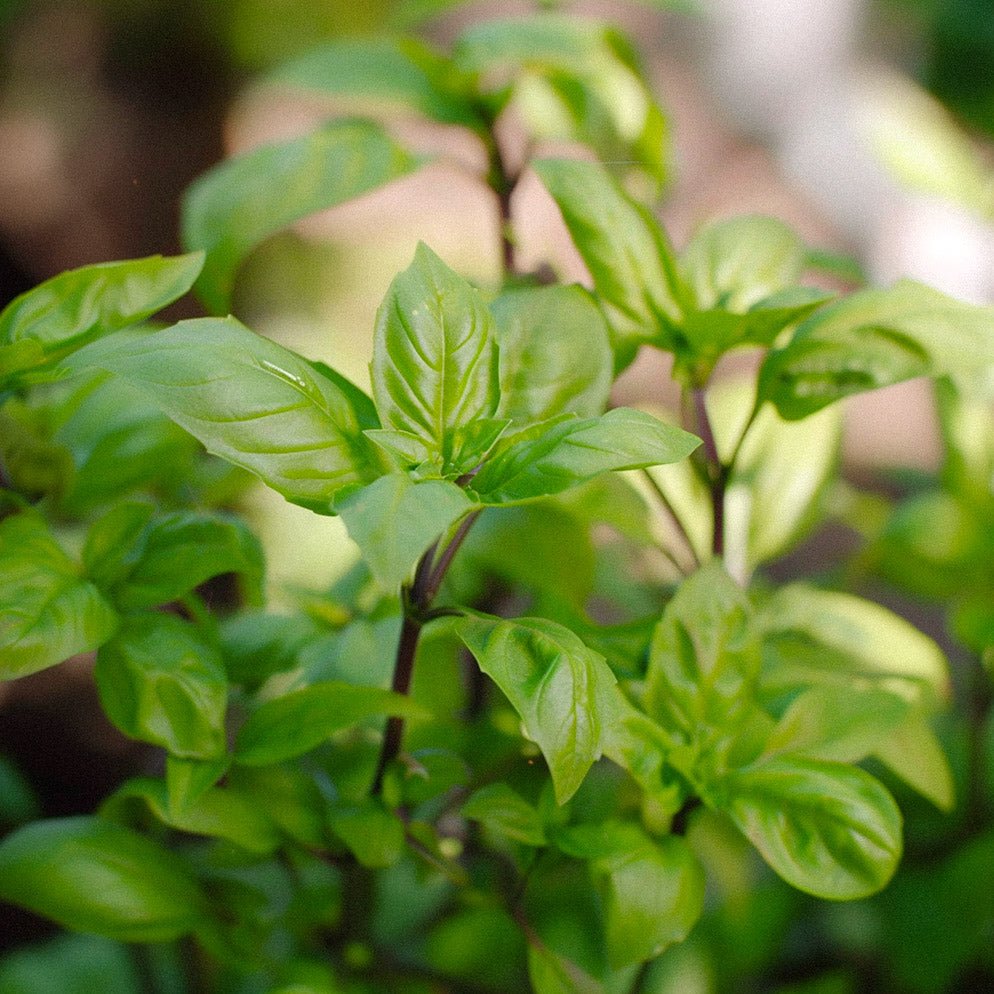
[640,467,701,572]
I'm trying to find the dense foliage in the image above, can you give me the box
[1,7,992,994]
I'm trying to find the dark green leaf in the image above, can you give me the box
[182,120,419,312]
[335,473,477,590]
[458,614,622,803]
[328,800,405,868]
[533,157,686,370]
[103,777,280,856]
[71,318,381,510]
[0,514,117,679]
[371,243,500,470]
[554,821,704,968]
[84,502,264,609]
[219,610,316,688]
[0,400,75,501]
[0,816,208,941]
[0,934,142,994]
[759,280,994,419]
[0,254,203,377]
[719,757,902,899]
[460,782,547,846]
[226,766,326,847]
[95,614,227,759]
[268,36,482,129]
[493,284,612,427]
[471,407,699,505]
[235,681,427,766]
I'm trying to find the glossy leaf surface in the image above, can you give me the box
[72,318,380,510]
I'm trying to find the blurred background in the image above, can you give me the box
[0,1,992,991]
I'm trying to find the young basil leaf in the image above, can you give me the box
[268,36,483,130]
[680,215,809,314]
[457,614,622,803]
[492,284,612,427]
[762,685,910,763]
[218,610,317,689]
[873,709,955,812]
[0,514,118,680]
[182,120,419,312]
[71,317,381,511]
[103,778,280,856]
[234,681,428,766]
[471,407,699,505]
[164,754,231,818]
[371,243,500,471]
[532,158,686,371]
[84,502,264,610]
[554,821,704,968]
[458,16,668,187]
[758,280,994,420]
[0,253,203,379]
[335,473,478,590]
[755,584,951,706]
[460,782,547,846]
[719,757,902,900]
[95,614,227,759]
[645,559,757,742]
[226,766,326,848]
[328,800,405,868]
[0,816,208,942]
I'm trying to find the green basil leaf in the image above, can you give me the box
[182,120,419,312]
[71,317,380,511]
[328,800,405,868]
[873,709,955,812]
[554,821,704,968]
[719,757,902,899]
[533,158,687,370]
[218,610,316,689]
[645,560,758,739]
[84,502,264,609]
[681,215,809,313]
[0,253,203,375]
[164,754,230,818]
[471,407,699,505]
[226,766,326,848]
[456,16,669,190]
[268,37,482,130]
[460,782,547,846]
[103,777,280,856]
[458,614,622,803]
[0,400,75,501]
[759,280,994,420]
[0,514,118,679]
[335,473,477,590]
[493,284,612,427]
[755,584,951,706]
[95,614,227,759]
[527,943,603,994]
[0,816,208,941]
[762,685,910,763]
[235,681,428,766]
[371,243,500,470]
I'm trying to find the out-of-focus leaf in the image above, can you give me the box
[328,800,405,868]
[72,318,382,511]
[95,614,227,759]
[533,158,686,370]
[0,934,142,994]
[720,757,902,899]
[759,280,994,420]
[183,120,419,312]
[268,36,482,129]
[873,709,955,811]
[235,681,427,766]
[461,782,547,846]
[219,610,316,688]
[0,816,208,941]
[0,514,117,680]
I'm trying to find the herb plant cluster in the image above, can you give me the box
[1,9,992,994]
